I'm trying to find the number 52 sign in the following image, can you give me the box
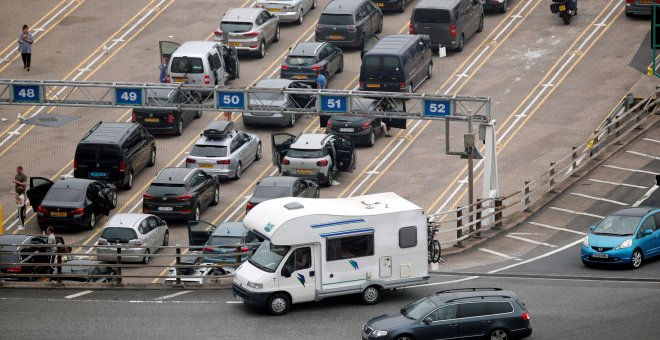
[423,99,452,117]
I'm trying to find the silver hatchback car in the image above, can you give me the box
[272,133,356,187]
[186,120,262,180]
[216,7,280,58]
[256,0,317,25]
[96,213,169,264]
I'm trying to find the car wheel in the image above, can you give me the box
[175,119,183,136]
[361,285,381,305]
[143,249,150,264]
[297,9,304,25]
[315,188,320,198]
[477,15,484,33]
[162,230,169,246]
[211,186,220,206]
[267,293,290,316]
[111,192,118,209]
[195,110,202,119]
[255,143,262,161]
[325,169,334,187]
[489,329,509,340]
[88,213,96,230]
[427,62,432,78]
[258,40,266,59]
[234,162,242,180]
[625,10,632,17]
[289,113,296,127]
[337,56,344,73]
[499,0,508,13]
[368,130,376,147]
[395,335,415,340]
[456,33,464,52]
[124,171,134,190]
[312,0,317,9]
[631,249,643,269]
[274,25,280,42]
[148,148,156,167]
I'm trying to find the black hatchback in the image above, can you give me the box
[362,288,532,340]
[142,167,220,221]
[280,42,344,84]
[132,89,202,136]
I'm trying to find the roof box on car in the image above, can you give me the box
[202,120,234,139]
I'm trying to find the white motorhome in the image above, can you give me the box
[233,192,429,315]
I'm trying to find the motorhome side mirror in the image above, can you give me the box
[644,229,653,236]
[423,317,432,325]
[281,267,292,278]
[589,226,596,232]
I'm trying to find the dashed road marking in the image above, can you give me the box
[587,178,648,189]
[528,222,586,236]
[155,290,192,300]
[549,207,604,219]
[65,290,93,299]
[625,150,660,161]
[642,138,660,144]
[479,248,521,261]
[505,235,557,248]
[569,193,628,206]
[633,185,659,207]
[604,165,659,176]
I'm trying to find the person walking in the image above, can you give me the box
[159,55,169,83]
[18,25,34,71]
[12,187,26,231]
[223,111,233,121]
[12,165,27,193]
[315,70,327,90]
[46,227,57,270]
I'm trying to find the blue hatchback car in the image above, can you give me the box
[581,207,660,269]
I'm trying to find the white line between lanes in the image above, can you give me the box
[528,221,586,235]
[488,238,584,274]
[642,138,660,144]
[479,248,521,261]
[587,178,648,189]
[633,184,659,207]
[569,193,628,206]
[65,290,94,299]
[155,290,192,300]
[548,207,604,219]
[604,165,660,176]
[625,150,660,161]
[505,235,557,248]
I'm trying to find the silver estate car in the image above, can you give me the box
[96,213,169,264]
[186,120,262,180]
[256,0,317,25]
[243,79,314,127]
[216,8,280,58]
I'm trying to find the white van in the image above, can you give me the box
[233,192,429,315]
[159,41,239,88]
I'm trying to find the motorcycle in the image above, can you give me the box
[550,0,577,25]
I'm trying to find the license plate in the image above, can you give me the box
[293,75,308,80]
[375,2,384,7]
[592,253,608,259]
[199,164,214,168]
[144,118,159,123]
[228,42,240,47]
[90,172,106,177]
[158,206,174,211]
[268,7,281,12]
[559,4,566,11]
[339,128,354,132]
[296,169,313,175]
[640,0,652,4]
[51,211,67,217]
[173,77,186,83]
[329,35,344,40]
[366,84,380,88]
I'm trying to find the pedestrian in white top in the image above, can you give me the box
[12,186,26,231]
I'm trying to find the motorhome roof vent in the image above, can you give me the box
[284,202,304,210]
[361,200,381,209]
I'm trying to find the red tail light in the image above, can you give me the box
[326,120,333,129]
[119,160,125,173]
[37,205,48,215]
[246,201,255,211]
[409,22,413,34]
[280,64,289,70]
[450,24,457,38]
[240,246,250,252]
[71,207,85,216]
[186,158,196,164]
[176,195,193,201]
[166,74,171,83]
[216,159,231,165]
[360,121,371,130]
[204,75,211,85]
[317,159,328,166]
[214,30,223,36]
[522,312,530,321]
[310,65,323,71]
[7,266,22,273]
[243,32,259,38]
[143,193,156,200]
[167,113,175,124]
[131,111,137,123]
[625,0,632,3]
[181,209,192,214]
[359,81,365,89]
[202,247,214,252]
[282,158,290,165]
[73,159,78,171]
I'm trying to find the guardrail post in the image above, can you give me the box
[175,245,181,286]
[570,147,579,176]
[454,207,464,248]
[475,200,482,238]
[115,247,122,285]
[56,253,62,285]
[494,198,503,230]
[549,163,556,192]
[523,181,530,212]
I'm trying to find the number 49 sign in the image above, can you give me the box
[115,88,143,106]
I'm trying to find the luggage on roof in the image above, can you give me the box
[203,120,234,138]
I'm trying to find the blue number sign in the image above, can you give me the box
[320,95,347,113]
[217,91,246,110]
[423,99,452,117]
[115,88,143,106]
[11,84,41,103]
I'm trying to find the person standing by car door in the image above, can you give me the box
[159,56,169,83]
[12,165,27,192]
[18,25,33,71]
[316,70,327,90]
[12,187,26,231]
[46,227,57,270]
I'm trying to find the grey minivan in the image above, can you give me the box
[315,0,383,49]
[410,0,484,52]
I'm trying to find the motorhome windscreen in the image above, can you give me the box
[248,240,291,273]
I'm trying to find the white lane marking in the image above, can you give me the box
[569,193,628,206]
[642,138,660,144]
[0,0,169,149]
[433,0,623,215]
[548,207,604,219]
[625,150,660,161]
[155,290,192,300]
[488,238,584,274]
[528,222,587,236]
[409,276,479,288]
[226,301,243,304]
[509,232,542,236]
[479,248,521,261]
[633,185,659,207]
[65,290,94,299]
[505,235,557,248]
[604,165,660,176]
[587,178,648,189]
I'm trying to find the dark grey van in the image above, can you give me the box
[359,34,433,93]
[74,122,156,190]
[315,0,383,49]
[410,0,484,52]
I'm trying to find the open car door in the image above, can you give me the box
[288,82,314,108]
[159,41,180,63]
[334,137,356,173]
[89,182,111,216]
[381,99,407,130]
[188,220,217,247]
[222,45,240,80]
[26,177,54,212]
[271,132,296,172]
[319,114,330,129]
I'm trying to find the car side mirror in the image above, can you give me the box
[472,0,480,5]
[281,266,292,278]
[644,229,653,237]
[589,226,596,232]
[422,317,432,325]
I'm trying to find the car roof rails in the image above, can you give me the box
[444,295,513,304]
[436,288,503,295]
[202,120,234,139]
[81,121,103,140]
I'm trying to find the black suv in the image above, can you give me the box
[74,122,156,190]
[315,0,383,49]
[132,89,202,136]
[362,288,532,340]
[142,167,220,221]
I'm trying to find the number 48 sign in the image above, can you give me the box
[11,84,41,103]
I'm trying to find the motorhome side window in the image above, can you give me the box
[326,233,374,261]
[283,247,312,272]
[399,226,417,248]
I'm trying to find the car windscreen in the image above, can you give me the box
[147,183,187,196]
[413,9,450,24]
[190,145,228,158]
[171,57,203,74]
[76,144,121,162]
[401,296,438,320]
[592,215,642,236]
[44,188,84,204]
[319,14,354,25]
[208,236,243,246]
[253,186,291,199]
[100,227,138,242]
[221,21,253,33]
[362,55,401,73]
[248,240,290,273]
[285,56,317,66]
[287,148,325,159]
